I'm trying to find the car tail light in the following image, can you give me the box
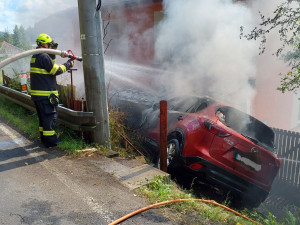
[199,118,231,137]
[189,163,203,170]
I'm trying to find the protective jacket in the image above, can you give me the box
[30,52,73,147]
[30,53,72,101]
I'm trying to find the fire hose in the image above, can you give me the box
[0,48,82,69]
[108,198,261,225]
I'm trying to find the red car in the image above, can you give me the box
[139,95,281,208]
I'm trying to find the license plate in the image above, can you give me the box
[234,153,261,172]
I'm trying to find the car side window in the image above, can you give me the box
[195,102,208,112]
[188,100,208,113]
[168,98,188,112]
[178,97,199,112]
[168,97,207,113]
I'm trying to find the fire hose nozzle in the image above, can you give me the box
[74,56,83,62]
[60,50,83,62]
[60,50,69,58]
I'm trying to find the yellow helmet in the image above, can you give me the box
[36,33,53,44]
[36,33,58,48]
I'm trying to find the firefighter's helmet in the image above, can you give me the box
[36,33,58,48]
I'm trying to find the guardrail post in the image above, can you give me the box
[160,100,168,172]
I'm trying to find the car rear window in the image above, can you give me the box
[216,106,275,152]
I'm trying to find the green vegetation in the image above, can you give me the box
[240,0,300,93]
[0,96,39,139]
[6,71,23,91]
[0,96,137,156]
[0,96,86,153]
[109,109,139,158]
[0,69,141,157]
[0,26,33,79]
[0,25,32,50]
[0,93,143,157]
[137,176,300,225]
[138,176,256,225]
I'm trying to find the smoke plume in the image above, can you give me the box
[154,0,260,110]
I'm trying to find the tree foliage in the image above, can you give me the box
[0,30,13,44]
[240,0,300,93]
[0,26,32,76]
[0,25,32,51]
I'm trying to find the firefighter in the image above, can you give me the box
[30,33,74,148]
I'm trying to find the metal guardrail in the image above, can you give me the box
[0,85,97,131]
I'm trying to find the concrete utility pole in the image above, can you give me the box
[77,0,110,146]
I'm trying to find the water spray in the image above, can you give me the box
[0,48,82,69]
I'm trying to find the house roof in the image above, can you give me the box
[0,41,24,58]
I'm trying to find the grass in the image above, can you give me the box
[0,96,87,153]
[109,109,140,158]
[137,176,300,225]
[0,96,40,139]
[137,176,258,225]
[0,73,93,153]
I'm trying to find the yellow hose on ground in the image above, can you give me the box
[108,198,261,225]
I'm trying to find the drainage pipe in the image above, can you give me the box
[0,49,70,69]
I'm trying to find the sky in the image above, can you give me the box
[0,0,77,32]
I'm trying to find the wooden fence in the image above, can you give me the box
[273,128,300,188]
[57,84,87,111]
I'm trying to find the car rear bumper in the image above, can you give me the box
[181,156,269,202]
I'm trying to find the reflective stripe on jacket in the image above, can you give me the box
[30,90,59,96]
[30,65,67,75]
[30,52,66,100]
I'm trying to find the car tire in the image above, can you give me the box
[156,139,180,170]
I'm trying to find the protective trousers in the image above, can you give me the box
[34,99,58,147]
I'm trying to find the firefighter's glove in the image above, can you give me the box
[64,59,74,70]
[69,59,74,68]
[48,93,59,106]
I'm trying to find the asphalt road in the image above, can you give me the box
[0,117,174,225]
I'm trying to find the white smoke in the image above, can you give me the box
[243,0,296,129]
[15,0,77,30]
[154,0,260,110]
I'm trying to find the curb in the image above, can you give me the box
[90,156,170,190]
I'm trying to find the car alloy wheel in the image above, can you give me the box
[157,139,179,168]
